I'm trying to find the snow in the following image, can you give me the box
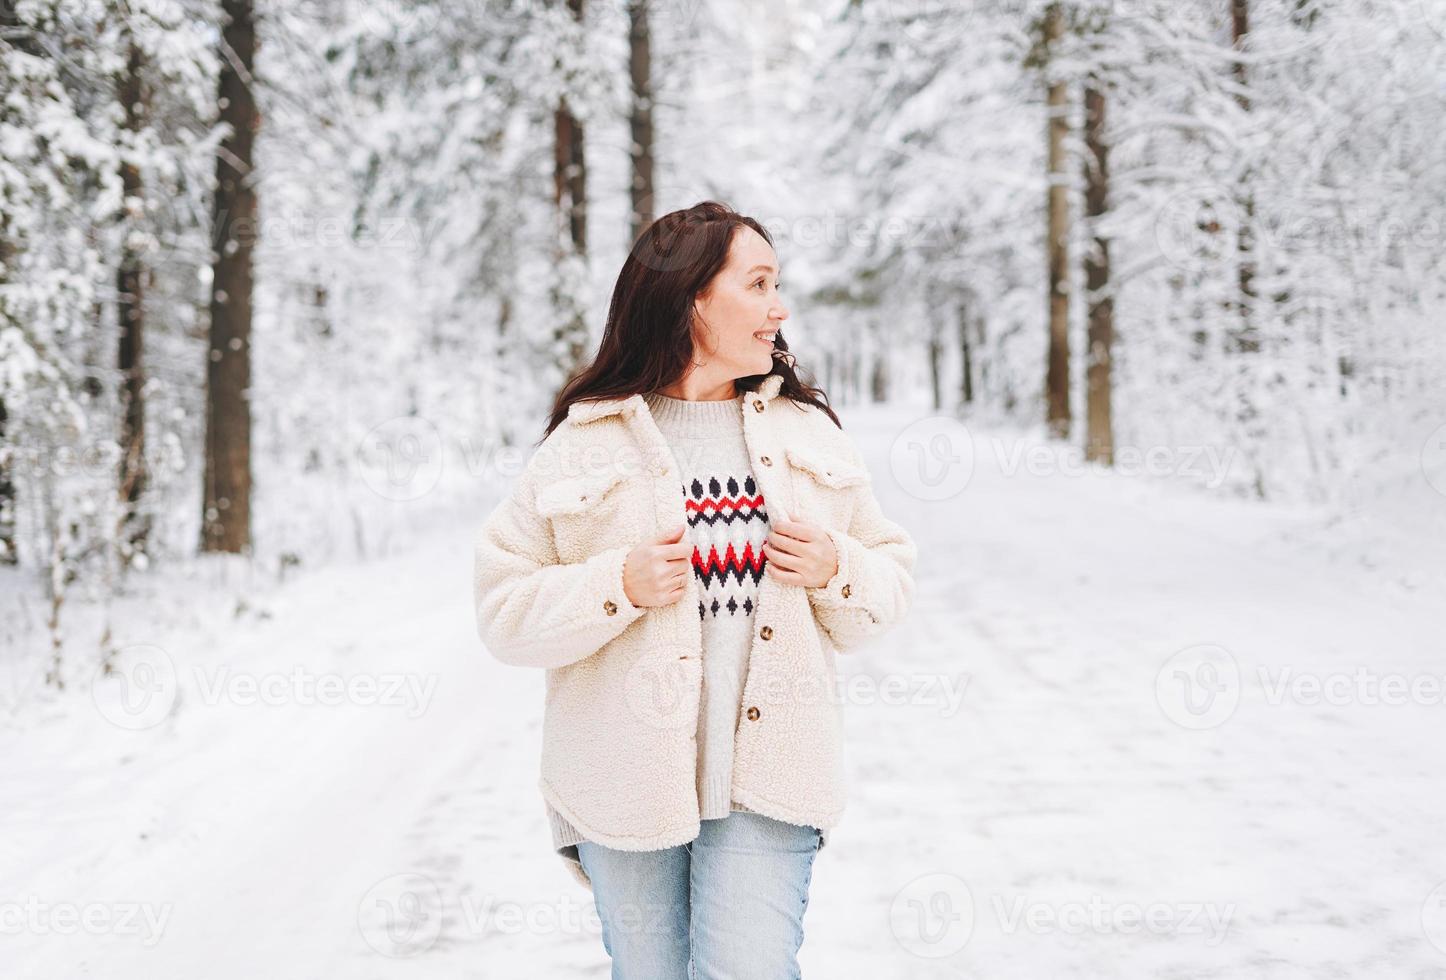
[3,401,1444,977]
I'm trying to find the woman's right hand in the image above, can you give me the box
[622,523,694,607]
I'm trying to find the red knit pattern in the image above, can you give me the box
[694,540,766,587]
[685,474,771,617]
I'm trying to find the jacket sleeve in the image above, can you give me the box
[472,465,647,670]
[803,443,917,653]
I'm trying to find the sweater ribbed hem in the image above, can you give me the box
[700,770,746,821]
[548,798,758,850]
[549,803,589,848]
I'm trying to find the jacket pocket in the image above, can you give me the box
[534,469,630,517]
[785,445,870,490]
[534,469,633,562]
[785,444,867,532]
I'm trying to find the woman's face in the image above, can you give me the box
[691,226,789,383]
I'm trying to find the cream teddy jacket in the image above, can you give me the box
[471,372,918,890]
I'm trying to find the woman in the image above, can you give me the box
[472,200,917,978]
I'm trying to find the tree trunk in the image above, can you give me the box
[842,337,859,406]
[554,104,587,255]
[202,0,257,554]
[117,36,151,558]
[869,318,888,402]
[628,0,655,244]
[1230,0,1259,355]
[927,326,942,412]
[0,6,38,566]
[1229,0,1266,498]
[0,396,13,565]
[552,0,590,378]
[1083,79,1114,465]
[1044,2,1071,439]
[958,302,974,407]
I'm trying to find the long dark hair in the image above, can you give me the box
[540,200,841,443]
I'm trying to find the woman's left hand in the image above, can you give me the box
[762,514,839,589]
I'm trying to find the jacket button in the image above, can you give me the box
[759,625,772,640]
[841,584,851,598]
[753,399,765,412]
[603,600,618,615]
[746,706,760,720]
[760,455,772,466]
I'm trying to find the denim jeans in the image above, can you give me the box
[576,810,823,979]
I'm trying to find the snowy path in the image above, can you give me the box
[4,406,1444,978]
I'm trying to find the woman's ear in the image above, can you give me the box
[690,303,719,359]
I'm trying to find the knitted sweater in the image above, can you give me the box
[547,390,766,855]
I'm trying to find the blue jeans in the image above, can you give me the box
[576,810,823,979]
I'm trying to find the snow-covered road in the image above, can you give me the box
[5,405,1444,978]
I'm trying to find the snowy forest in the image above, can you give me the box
[3,0,1446,975]
[5,0,1443,655]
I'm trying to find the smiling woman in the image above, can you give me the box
[655,222,789,394]
[474,200,917,979]
[540,200,834,439]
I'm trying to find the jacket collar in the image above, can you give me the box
[567,373,786,426]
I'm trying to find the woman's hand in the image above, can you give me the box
[622,523,694,607]
[762,514,839,588]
